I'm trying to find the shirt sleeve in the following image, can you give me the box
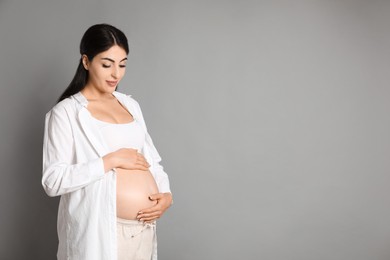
[129,96,171,194]
[42,105,105,197]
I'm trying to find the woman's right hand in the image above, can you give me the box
[103,148,150,172]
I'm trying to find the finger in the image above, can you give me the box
[131,159,148,168]
[148,193,164,201]
[135,156,149,166]
[140,216,160,222]
[143,219,157,224]
[138,204,161,214]
[137,206,163,219]
[138,212,162,222]
[141,160,150,168]
[136,155,150,168]
[138,211,161,218]
[134,165,149,171]
[140,158,150,168]
[133,163,149,171]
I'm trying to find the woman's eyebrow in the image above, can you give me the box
[101,57,128,62]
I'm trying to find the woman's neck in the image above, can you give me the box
[81,86,115,101]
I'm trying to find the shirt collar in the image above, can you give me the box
[72,91,130,107]
[72,92,88,107]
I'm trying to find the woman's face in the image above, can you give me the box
[83,45,127,94]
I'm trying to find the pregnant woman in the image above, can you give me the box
[42,24,172,260]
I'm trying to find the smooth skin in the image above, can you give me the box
[81,45,172,223]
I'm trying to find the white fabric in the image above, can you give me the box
[117,218,156,260]
[93,117,146,153]
[42,91,170,260]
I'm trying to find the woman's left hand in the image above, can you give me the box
[137,193,173,223]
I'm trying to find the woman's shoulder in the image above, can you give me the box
[47,95,81,116]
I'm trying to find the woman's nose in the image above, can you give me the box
[111,67,119,79]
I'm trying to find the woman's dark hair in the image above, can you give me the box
[58,24,129,102]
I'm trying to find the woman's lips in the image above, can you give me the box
[106,80,118,87]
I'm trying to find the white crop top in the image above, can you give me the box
[93,117,146,153]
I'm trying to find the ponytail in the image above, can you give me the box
[57,59,88,103]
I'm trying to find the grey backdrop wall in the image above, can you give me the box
[1,0,389,259]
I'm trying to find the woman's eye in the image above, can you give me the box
[119,64,126,68]
[102,64,111,68]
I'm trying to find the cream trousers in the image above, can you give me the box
[117,218,156,260]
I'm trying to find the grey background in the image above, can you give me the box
[1,0,389,259]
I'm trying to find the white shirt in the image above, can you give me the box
[42,91,170,260]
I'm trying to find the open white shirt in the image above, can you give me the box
[42,91,170,260]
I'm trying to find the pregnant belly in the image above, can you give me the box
[116,169,159,220]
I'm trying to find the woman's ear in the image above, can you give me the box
[82,54,89,70]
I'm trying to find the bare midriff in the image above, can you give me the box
[116,168,159,220]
